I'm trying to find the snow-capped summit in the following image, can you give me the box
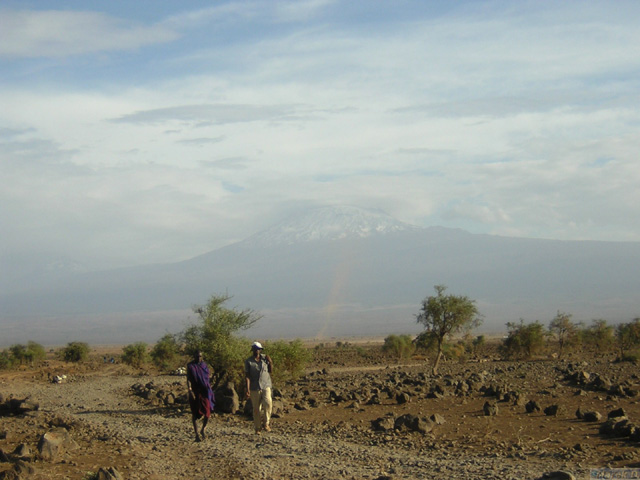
[242,205,421,247]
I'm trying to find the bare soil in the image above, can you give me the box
[1,343,639,479]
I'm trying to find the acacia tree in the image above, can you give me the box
[548,311,577,358]
[616,318,640,359]
[416,285,481,374]
[181,294,262,389]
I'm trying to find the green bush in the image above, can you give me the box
[61,342,90,362]
[0,350,13,369]
[121,342,150,368]
[8,341,46,366]
[181,294,262,389]
[579,319,615,353]
[616,318,640,358]
[383,334,416,360]
[500,320,547,360]
[150,334,181,371]
[265,339,312,382]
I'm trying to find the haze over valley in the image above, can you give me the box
[2,206,638,346]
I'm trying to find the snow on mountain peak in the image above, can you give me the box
[242,206,420,247]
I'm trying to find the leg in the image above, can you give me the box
[192,416,201,442]
[250,390,262,433]
[200,416,209,439]
[261,387,273,431]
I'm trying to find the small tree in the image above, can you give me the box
[383,334,416,360]
[581,319,615,353]
[548,311,577,358]
[181,294,262,389]
[500,319,547,360]
[151,334,182,371]
[61,342,90,362]
[616,318,640,359]
[416,285,481,374]
[0,350,13,369]
[122,342,149,368]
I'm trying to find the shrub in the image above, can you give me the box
[0,350,13,369]
[150,334,181,371]
[181,294,262,389]
[121,342,149,368]
[500,320,547,360]
[265,339,312,382]
[383,334,416,360]
[580,319,615,353]
[616,318,640,358]
[61,342,90,362]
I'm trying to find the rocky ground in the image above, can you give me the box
[1,342,639,480]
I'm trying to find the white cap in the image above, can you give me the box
[251,341,263,350]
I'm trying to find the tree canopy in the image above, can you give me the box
[416,285,481,374]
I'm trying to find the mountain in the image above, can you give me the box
[2,206,640,345]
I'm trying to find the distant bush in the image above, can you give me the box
[7,341,46,366]
[122,342,150,368]
[616,318,640,359]
[61,342,90,362]
[500,320,547,360]
[0,350,13,369]
[266,339,312,382]
[151,334,182,371]
[579,319,615,353]
[383,334,416,360]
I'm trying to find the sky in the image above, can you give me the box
[2,0,640,274]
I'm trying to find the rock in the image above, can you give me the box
[12,444,30,458]
[607,407,626,419]
[394,414,433,434]
[483,401,498,416]
[0,449,9,463]
[536,471,575,480]
[96,467,124,480]
[37,427,78,461]
[582,411,602,422]
[544,404,563,416]
[12,460,36,476]
[7,397,39,414]
[395,392,410,404]
[372,416,395,432]
[525,400,541,413]
[214,382,240,414]
[430,413,446,425]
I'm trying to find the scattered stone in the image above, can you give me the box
[536,471,575,480]
[607,407,626,419]
[525,400,542,413]
[215,382,240,414]
[483,401,498,416]
[544,404,563,416]
[96,467,124,480]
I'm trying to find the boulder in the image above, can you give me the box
[214,382,240,414]
[37,427,78,461]
[394,414,433,434]
[535,471,575,480]
[372,416,395,432]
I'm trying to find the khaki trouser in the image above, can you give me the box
[250,388,272,431]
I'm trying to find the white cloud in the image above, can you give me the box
[0,10,178,58]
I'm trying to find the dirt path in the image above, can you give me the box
[2,370,587,480]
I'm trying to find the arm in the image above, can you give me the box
[265,354,273,374]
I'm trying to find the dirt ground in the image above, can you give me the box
[1,341,639,479]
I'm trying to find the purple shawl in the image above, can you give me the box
[187,361,215,408]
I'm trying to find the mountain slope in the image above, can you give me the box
[2,206,639,344]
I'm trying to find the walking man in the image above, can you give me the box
[186,350,215,442]
[245,341,273,434]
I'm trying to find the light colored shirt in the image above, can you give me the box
[245,354,272,391]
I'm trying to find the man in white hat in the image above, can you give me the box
[244,341,273,434]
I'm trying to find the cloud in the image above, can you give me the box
[110,103,304,126]
[0,10,178,58]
